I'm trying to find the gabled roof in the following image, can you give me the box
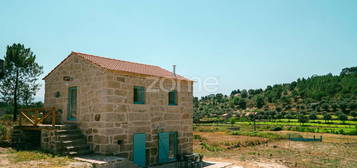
[43,51,191,81]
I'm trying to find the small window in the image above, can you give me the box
[168,90,177,105]
[134,86,145,104]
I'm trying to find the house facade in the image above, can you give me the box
[43,52,193,166]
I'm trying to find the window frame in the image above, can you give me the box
[168,90,177,106]
[133,86,145,104]
[67,86,77,121]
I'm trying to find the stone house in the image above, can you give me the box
[43,52,193,166]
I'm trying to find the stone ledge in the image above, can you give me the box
[74,154,139,168]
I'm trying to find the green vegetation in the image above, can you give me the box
[0,43,43,121]
[229,131,290,140]
[194,66,357,124]
[0,148,75,167]
[194,124,357,168]
[194,66,357,136]
[12,150,71,163]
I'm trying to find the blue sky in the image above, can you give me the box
[1,0,357,101]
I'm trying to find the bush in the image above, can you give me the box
[194,134,202,140]
[230,131,288,140]
[0,114,13,121]
[0,124,6,140]
[298,115,309,125]
[270,126,283,131]
[200,142,224,152]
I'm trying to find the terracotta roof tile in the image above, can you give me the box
[43,52,191,81]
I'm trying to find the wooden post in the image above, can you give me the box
[51,107,56,127]
[34,110,39,126]
[320,136,322,142]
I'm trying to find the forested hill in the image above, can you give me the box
[193,66,357,122]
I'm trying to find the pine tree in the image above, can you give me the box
[0,44,43,121]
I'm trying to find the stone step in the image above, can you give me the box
[64,144,90,151]
[60,124,78,130]
[59,134,84,141]
[65,149,92,156]
[56,129,82,135]
[56,124,92,156]
[62,139,86,146]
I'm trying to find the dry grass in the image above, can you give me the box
[194,132,269,151]
[0,147,90,168]
[194,130,357,168]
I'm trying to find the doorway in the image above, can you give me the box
[158,132,177,163]
[133,133,146,167]
[67,87,77,121]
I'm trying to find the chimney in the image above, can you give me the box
[172,65,176,77]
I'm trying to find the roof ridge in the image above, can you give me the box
[72,51,162,68]
[43,51,191,81]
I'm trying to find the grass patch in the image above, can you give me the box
[200,142,225,152]
[229,131,293,140]
[10,150,72,166]
[13,151,52,162]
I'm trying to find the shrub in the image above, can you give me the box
[309,113,317,120]
[338,113,348,124]
[200,142,224,152]
[0,124,6,140]
[270,126,283,131]
[0,114,13,126]
[0,114,13,121]
[230,131,288,140]
[298,115,309,125]
[194,134,202,140]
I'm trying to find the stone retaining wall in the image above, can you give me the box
[41,128,62,154]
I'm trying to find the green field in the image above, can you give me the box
[196,118,357,135]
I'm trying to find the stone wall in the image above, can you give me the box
[44,54,193,165]
[41,128,62,154]
[44,54,106,152]
[86,71,194,164]
[44,54,106,125]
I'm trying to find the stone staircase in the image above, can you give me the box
[56,124,91,156]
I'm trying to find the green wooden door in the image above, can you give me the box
[158,132,177,163]
[67,87,77,121]
[133,133,146,167]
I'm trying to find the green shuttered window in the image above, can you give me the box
[168,90,177,105]
[134,86,145,104]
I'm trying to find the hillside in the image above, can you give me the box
[194,66,357,122]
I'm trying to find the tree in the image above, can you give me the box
[231,96,239,107]
[255,96,265,109]
[338,113,348,124]
[0,44,43,121]
[351,111,357,120]
[309,113,317,120]
[230,89,240,96]
[238,99,247,110]
[229,117,236,127]
[323,112,332,123]
[241,89,248,98]
[0,59,4,78]
[340,66,357,76]
[321,103,329,112]
[284,113,294,122]
[339,102,351,114]
[248,113,257,131]
[298,115,309,126]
